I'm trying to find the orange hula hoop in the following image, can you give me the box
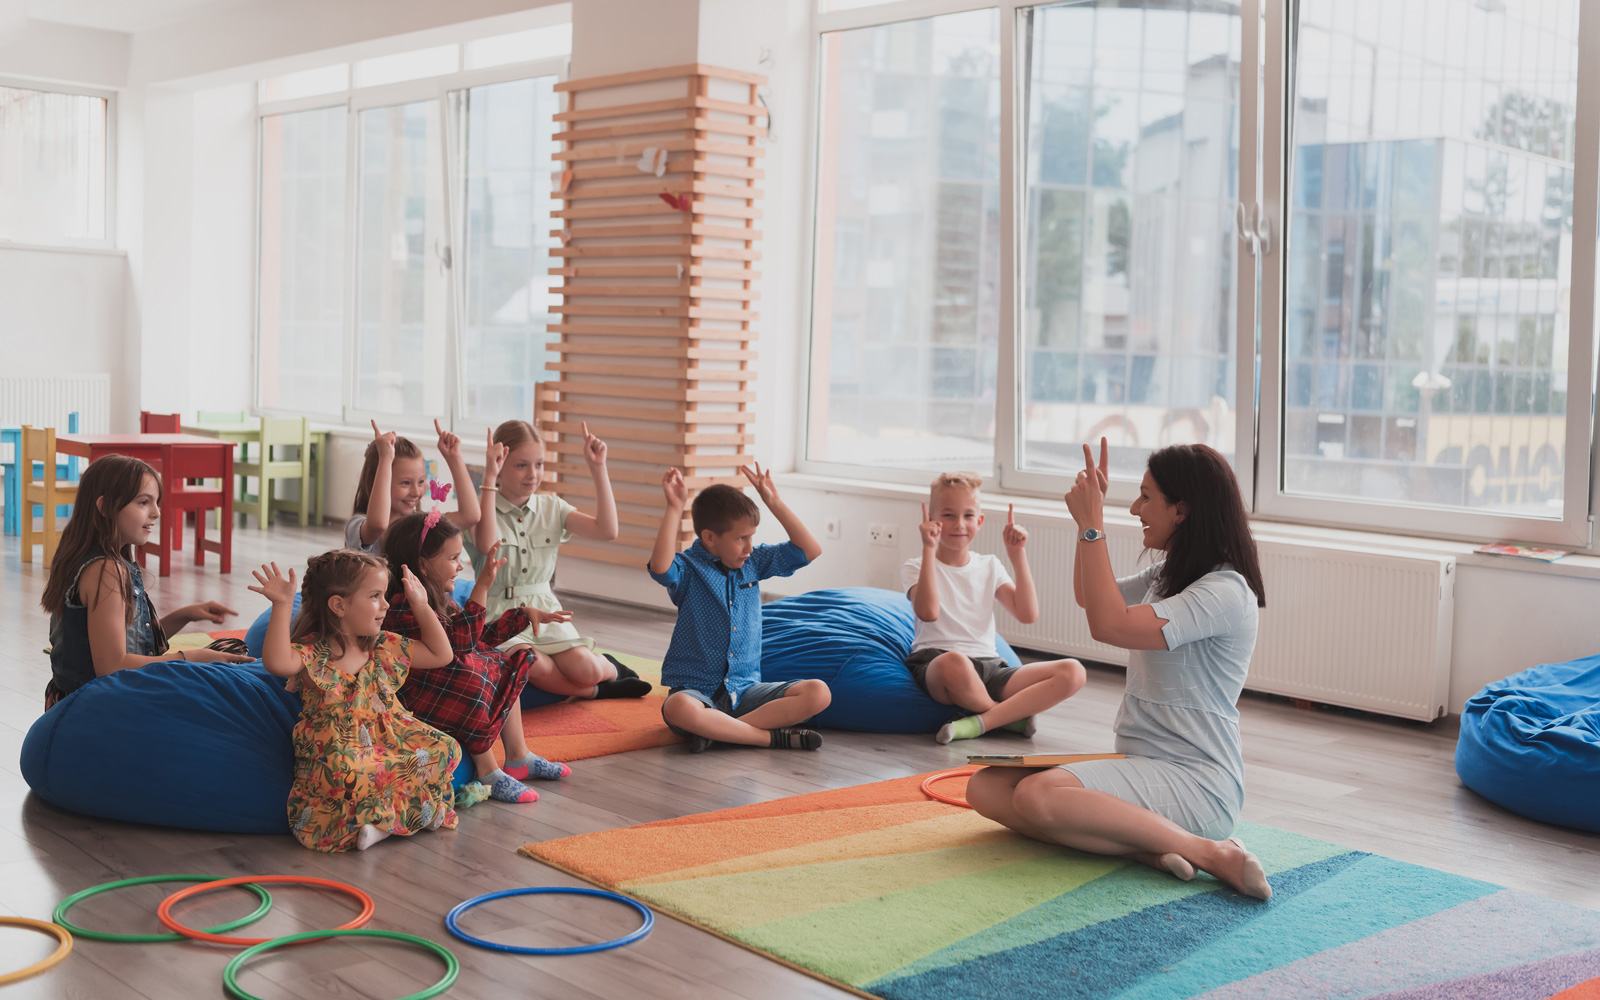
[921,766,982,808]
[157,876,375,946]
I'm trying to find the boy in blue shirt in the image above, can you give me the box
[649,462,830,752]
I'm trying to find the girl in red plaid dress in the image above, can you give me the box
[381,511,573,804]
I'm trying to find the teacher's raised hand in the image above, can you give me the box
[1064,442,1106,529]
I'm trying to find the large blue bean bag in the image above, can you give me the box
[1456,654,1600,832]
[244,577,478,657]
[760,587,1023,733]
[21,660,301,834]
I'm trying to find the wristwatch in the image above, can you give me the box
[1080,528,1106,543]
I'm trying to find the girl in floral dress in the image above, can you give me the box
[250,550,462,853]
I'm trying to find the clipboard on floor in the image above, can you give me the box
[965,752,1126,767]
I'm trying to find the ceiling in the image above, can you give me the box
[26,0,253,34]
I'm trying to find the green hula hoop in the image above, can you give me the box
[54,875,273,944]
[224,929,458,1000]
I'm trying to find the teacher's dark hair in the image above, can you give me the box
[1146,444,1265,608]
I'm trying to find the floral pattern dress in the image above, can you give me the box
[285,632,462,853]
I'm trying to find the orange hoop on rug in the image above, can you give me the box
[157,876,375,947]
[921,767,982,808]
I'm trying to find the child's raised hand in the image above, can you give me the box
[400,565,429,608]
[738,460,778,506]
[434,418,462,462]
[662,467,688,508]
[484,429,507,484]
[247,562,298,606]
[581,422,607,467]
[918,502,942,550]
[371,420,396,461]
[478,541,506,587]
[1002,503,1028,555]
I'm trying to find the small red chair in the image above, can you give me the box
[137,442,233,576]
[140,411,182,433]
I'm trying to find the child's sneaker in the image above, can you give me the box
[769,728,822,750]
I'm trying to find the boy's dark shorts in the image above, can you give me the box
[905,647,1019,703]
[661,680,799,735]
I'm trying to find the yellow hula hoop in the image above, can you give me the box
[0,917,73,985]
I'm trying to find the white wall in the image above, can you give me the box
[0,246,130,424]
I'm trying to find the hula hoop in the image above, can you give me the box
[158,876,374,946]
[445,887,653,955]
[223,928,457,1000]
[922,766,982,808]
[55,875,273,943]
[0,917,73,986]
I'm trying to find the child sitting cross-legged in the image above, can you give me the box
[905,472,1087,744]
[649,463,831,753]
[381,510,573,805]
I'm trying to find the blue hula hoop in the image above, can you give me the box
[445,887,654,955]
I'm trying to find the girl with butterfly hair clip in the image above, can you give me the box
[347,418,482,555]
[380,491,575,804]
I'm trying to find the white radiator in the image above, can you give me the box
[977,520,1456,722]
[0,375,111,433]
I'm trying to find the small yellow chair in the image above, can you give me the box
[21,426,78,567]
[234,417,312,529]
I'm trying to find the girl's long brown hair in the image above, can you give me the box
[40,455,161,622]
[1146,444,1266,608]
[351,436,423,515]
[382,512,461,619]
[291,549,389,658]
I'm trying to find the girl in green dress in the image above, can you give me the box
[251,550,463,853]
[464,420,650,700]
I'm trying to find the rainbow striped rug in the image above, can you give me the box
[521,771,1600,1000]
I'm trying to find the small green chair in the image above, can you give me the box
[235,417,312,529]
[197,409,249,424]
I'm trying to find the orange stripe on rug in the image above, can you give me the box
[486,693,685,765]
[639,773,939,829]
[527,800,957,885]
[1549,977,1600,1000]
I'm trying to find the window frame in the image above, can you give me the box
[800,0,1600,550]
[252,54,569,434]
[0,75,117,250]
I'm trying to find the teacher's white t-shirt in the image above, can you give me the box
[901,553,1013,659]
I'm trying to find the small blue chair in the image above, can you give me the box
[3,411,80,536]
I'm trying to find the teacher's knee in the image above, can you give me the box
[965,767,1012,820]
[1013,770,1075,824]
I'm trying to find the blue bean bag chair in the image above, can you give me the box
[21,660,301,834]
[1456,654,1600,832]
[760,587,1023,733]
[244,577,478,657]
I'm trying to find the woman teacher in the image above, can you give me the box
[967,440,1273,900]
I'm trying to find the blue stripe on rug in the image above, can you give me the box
[870,852,1499,1000]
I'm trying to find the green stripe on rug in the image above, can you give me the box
[634,836,1063,931]
[733,852,1126,987]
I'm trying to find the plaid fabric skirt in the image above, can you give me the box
[398,646,535,756]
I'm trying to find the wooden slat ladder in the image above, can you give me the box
[544,63,766,564]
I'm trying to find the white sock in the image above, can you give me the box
[355,824,391,851]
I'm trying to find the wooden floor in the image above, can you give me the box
[1,522,1596,999]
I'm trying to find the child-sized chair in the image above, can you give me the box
[235,417,312,529]
[20,425,78,567]
[139,411,182,433]
[4,412,80,536]
[139,442,233,576]
[196,410,248,424]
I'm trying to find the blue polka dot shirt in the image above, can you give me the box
[648,539,811,706]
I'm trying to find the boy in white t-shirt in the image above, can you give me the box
[903,472,1087,744]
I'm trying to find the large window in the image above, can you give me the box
[806,0,1600,547]
[258,106,346,414]
[254,28,568,432]
[0,83,110,245]
[808,9,1001,472]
